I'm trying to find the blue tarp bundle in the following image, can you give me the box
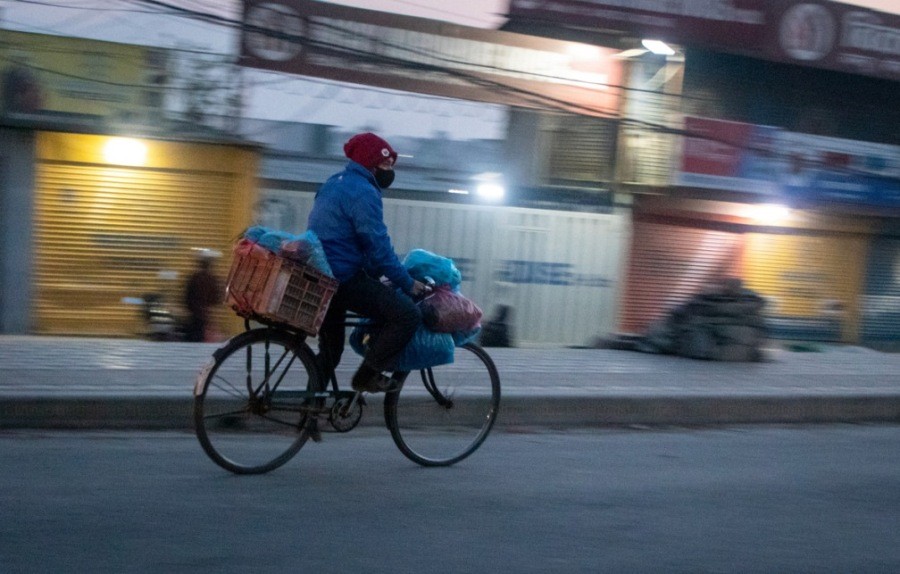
[403,249,461,291]
[241,226,333,278]
[350,249,482,371]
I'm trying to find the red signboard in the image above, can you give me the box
[239,0,624,117]
[680,118,753,177]
[507,0,900,83]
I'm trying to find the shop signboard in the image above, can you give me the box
[239,0,624,117]
[507,0,900,83]
[676,116,900,207]
[778,131,900,207]
[675,116,782,195]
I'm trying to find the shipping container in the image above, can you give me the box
[259,189,629,347]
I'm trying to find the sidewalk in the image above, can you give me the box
[1,336,898,429]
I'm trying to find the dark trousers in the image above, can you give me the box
[184,314,207,343]
[318,271,421,376]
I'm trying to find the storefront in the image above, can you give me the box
[861,235,900,349]
[3,129,259,336]
[620,200,880,344]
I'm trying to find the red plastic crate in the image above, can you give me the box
[225,242,338,336]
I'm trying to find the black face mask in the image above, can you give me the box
[375,168,395,189]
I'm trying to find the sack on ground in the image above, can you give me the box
[420,286,483,333]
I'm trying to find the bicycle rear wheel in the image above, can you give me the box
[384,343,500,466]
[193,327,322,474]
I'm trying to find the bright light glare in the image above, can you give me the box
[103,137,147,166]
[566,43,600,59]
[476,183,505,201]
[641,39,675,55]
[750,204,790,224]
[448,188,470,195]
[615,48,649,59]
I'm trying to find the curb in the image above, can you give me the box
[2,394,899,430]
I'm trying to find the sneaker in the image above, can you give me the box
[351,368,400,393]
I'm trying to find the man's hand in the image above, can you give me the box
[410,280,431,297]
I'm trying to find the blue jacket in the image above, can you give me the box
[307,161,414,293]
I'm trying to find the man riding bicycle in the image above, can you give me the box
[307,132,429,394]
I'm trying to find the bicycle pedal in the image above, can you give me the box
[308,423,323,443]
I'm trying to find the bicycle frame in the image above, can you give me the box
[195,316,500,472]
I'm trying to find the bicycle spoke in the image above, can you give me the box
[385,343,500,467]
[194,328,323,475]
[208,373,251,400]
[202,406,251,421]
[254,412,306,429]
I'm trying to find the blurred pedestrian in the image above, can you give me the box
[184,249,222,342]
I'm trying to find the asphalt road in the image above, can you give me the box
[2,425,899,574]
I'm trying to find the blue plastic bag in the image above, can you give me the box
[258,230,296,253]
[452,326,481,347]
[403,249,461,290]
[398,327,455,371]
[243,225,269,243]
[300,230,333,278]
[242,226,334,278]
[350,322,455,371]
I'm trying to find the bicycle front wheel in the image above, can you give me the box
[193,327,322,474]
[384,343,500,466]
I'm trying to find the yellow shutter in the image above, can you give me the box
[742,232,867,343]
[31,134,254,336]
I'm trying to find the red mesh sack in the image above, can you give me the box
[419,287,483,333]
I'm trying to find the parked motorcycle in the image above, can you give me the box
[122,292,185,341]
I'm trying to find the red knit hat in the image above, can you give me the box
[343,132,398,170]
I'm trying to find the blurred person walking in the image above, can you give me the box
[184,249,222,342]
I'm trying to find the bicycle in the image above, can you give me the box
[193,314,501,474]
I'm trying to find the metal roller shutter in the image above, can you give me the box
[619,221,743,334]
[861,238,900,345]
[545,115,617,185]
[742,233,867,342]
[33,162,233,335]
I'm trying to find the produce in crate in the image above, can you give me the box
[224,228,337,336]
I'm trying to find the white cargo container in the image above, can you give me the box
[257,189,630,347]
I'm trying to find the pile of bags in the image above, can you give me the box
[638,277,768,362]
[351,249,483,370]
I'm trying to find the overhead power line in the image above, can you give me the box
[125,0,693,117]
[9,0,710,119]
[5,0,895,183]
[10,0,161,15]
